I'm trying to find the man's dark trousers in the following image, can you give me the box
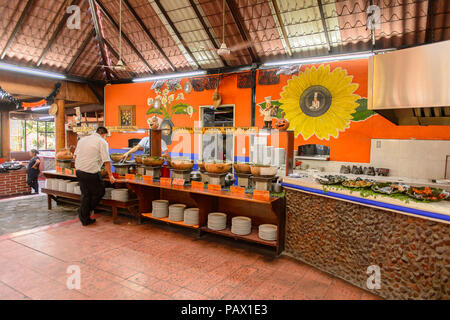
[76,170,105,224]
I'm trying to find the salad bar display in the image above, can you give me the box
[315,175,450,202]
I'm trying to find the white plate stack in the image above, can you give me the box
[231,216,252,235]
[207,212,227,230]
[258,224,277,241]
[66,181,78,193]
[111,188,129,202]
[103,188,114,199]
[169,204,186,221]
[184,208,199,225]
[74,186,81,195]
[45,178,55,190]
[58,180,69,192]
[152,200,169,218]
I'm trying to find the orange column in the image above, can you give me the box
[55,99,66,151]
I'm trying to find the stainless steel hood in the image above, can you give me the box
[368,41,450,125]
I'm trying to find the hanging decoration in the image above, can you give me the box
[0,86,21,108]
[183,81,193,94]
[21,82,62,109]
[191,78,205,92]
[237,72,252,88]
[258,70,280,85]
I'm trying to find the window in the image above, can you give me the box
[10,119,55,152]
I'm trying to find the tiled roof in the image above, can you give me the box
[0,0,447,81]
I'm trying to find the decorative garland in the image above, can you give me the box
[0,83,61,109]
[0,86,21,108]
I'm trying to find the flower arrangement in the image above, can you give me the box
[147,82,196,119]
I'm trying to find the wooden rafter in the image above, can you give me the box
[154,0,200,69]
[88,0,114,80]
[425,0,436,43]
[122,0,176,72]
[225,0,258,63]
[37,0,81,67]
[188,0,228,67]
[104,39,136,78]
[269,0,292,56]
[95,0,155,74]
[65,29,96,73]
[0,0,34,60]
[317,0,331,52]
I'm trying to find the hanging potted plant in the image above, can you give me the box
[147,82,196,145]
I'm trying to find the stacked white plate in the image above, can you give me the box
[45,178,55,190]
[258,224,277,241]
[231,216,252,235]
[111,188,129,202]
[58,179,69,192]
[207,212,227,230]
[169,204,186,221]
[74,186,81,195]
[66,181,78,194]
[103,188,114,199]
[184,208,199,225]
[152,200,169,218]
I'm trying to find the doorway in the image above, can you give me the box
[198,105,235,162]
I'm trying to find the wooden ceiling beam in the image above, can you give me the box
[425,0,437,43]
[122,0,176,72]
[65,29,96,73]
[0,72,101,105]
[1,0,34,60]
[269,0,292,56]
[154,0,200,69]
[317,0,332,52]
[37,0,81,67]
[95,0,155,74]
[188,0,228,67]
[104,39,137,78]
[225,0,259,63]
[88,0,114,81]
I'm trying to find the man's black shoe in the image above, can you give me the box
[87,218,96,225]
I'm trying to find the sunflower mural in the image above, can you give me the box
[279,64,362,140]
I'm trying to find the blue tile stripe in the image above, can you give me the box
[282,182,450,223]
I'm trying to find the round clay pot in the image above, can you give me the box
[142,156,164,166]
[110,153,131,162]
[171,159,194,171]
[233,163,251,174]
[205,162,232,174]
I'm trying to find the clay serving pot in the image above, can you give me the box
[110,153,131,162]
[171,159,194,171]
[142,156,165,166]
[233,163,251,174]
[250,164,278,177]
[134,155,143,164]
[205,162,232,174]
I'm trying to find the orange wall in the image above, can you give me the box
[105,59,450,162]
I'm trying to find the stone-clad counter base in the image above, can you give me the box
[285,188,450,300]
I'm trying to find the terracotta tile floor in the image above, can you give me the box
[0,215,382,300]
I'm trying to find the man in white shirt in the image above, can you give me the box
[74,127,115,226]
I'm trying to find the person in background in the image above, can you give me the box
[74,127,115,226]
[121,116,169,159]
[27,149,40,194]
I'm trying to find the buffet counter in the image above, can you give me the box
[283,176,450,223]
[282,175,450,300]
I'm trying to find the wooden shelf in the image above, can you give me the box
[201,226,277,247]
[142,212,199,229]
